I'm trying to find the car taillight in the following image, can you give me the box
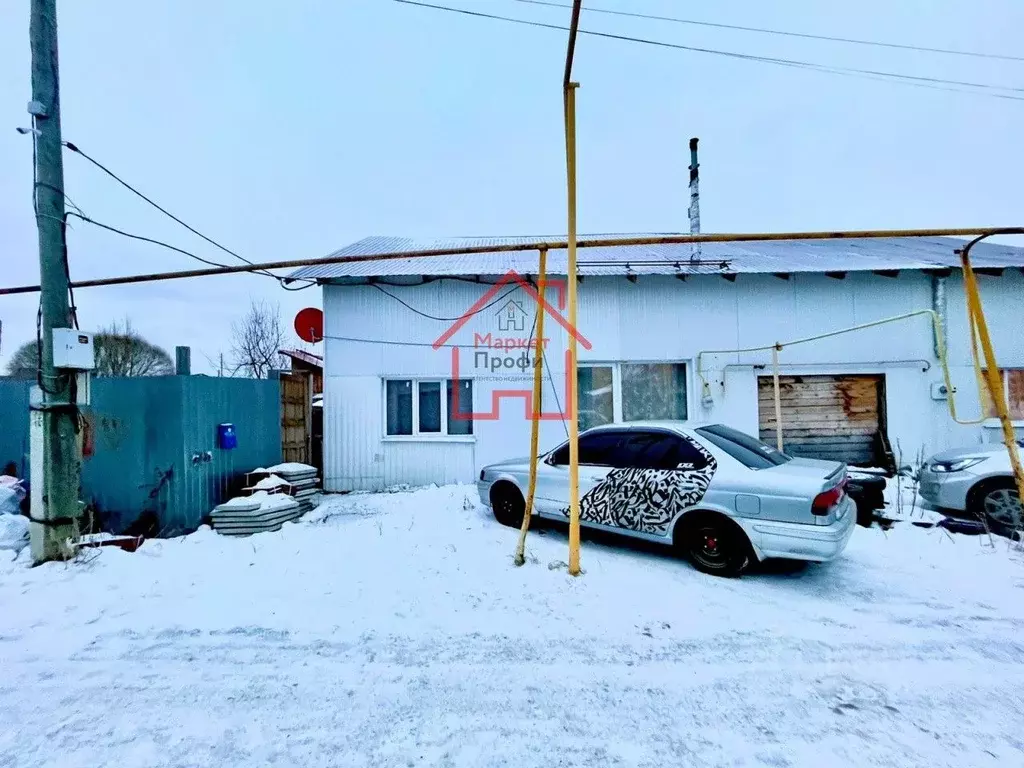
[812,479,847,516]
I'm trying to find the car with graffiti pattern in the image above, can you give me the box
[478,421,855,577]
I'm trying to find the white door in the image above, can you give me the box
[533,429,627,518]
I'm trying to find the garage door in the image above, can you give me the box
[757,374,884,466]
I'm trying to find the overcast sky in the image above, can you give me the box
[1,0,1021,373]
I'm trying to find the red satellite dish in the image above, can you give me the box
[294,307,324,343]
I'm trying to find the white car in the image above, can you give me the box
[918,441,1024,535]
[477,421,856,577]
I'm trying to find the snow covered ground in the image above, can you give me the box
[2,485,1024,768]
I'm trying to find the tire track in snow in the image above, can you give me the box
[3,631,1022,768]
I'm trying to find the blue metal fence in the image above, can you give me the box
[0,375,281,535]
[0,379,32,478]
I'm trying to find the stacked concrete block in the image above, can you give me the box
[209,492,303,536]
[209,462,322,537]
[265,463,322,513]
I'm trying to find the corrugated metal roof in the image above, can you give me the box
[279,349,323,367]
[289,235,1024,281]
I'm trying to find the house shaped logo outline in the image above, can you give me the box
[496,299,528,332]
[432,269,592,422]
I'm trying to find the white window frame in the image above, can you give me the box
[577,360,691,424]
[382,377,476,442]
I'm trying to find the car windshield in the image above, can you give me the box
[695,424,792,469]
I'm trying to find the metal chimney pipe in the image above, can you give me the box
[931,275,947,359]
[688,137,701,261]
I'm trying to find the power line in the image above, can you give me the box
[72,210,321,292]
[59,213,78,329]
[413,0,1024,95]
[63,210,316,290]
[543,343,567,437]
[62,140,316,286]
[508,0,1024,63]
[324,333,474,349]
[394,1,1024,101]
[370,282,523,321]
[66,210,317,290]
[520,295,570,437]
[65,211,313,291]
[62,141,261,268]
[280,278,319,291]
[66,212,232,269]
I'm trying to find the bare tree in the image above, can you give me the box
[5,343,41,380]
[231,299,285,379]
[94,319,173,377]
[4,319,172,378]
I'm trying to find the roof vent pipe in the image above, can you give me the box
[931,274,947,359]
[688,137,700,262]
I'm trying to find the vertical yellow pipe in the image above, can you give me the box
[565,82,581,576]
[772,344,783,452]
[515,248,548,566]
[961,254,1024,518]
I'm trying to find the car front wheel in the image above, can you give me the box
[971,478,1023,536]
[491,483,525,528]
[677,513,751,577]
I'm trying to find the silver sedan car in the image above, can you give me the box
[918,441,1024,535]
[478,421,856,577]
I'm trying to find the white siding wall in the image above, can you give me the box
[382,441,475,487]
[322,271,1024,490]
[322,375,383,490]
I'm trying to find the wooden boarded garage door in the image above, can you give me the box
[280,371,312,464]
[757,374,885,466]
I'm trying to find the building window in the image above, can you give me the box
[386,380,413,435]
[621,363,688,422]
[577,362,688,429]
[578,366,615,431]
[982,369,1024,420]
[385,379,473,437]
[447,379,473,435]
[418,381,442,433]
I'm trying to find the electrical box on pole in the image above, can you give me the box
[51,328,95,370]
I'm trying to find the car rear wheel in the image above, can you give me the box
[491,483,525,528]
[971,478,1023,536]
[677,513,751,577]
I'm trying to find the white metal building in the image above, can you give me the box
[291,236,1024,492]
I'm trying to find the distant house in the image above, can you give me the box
[279,349,323,394]
[291,235,1024,492]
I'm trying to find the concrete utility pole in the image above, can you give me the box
[29,0,80,563]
